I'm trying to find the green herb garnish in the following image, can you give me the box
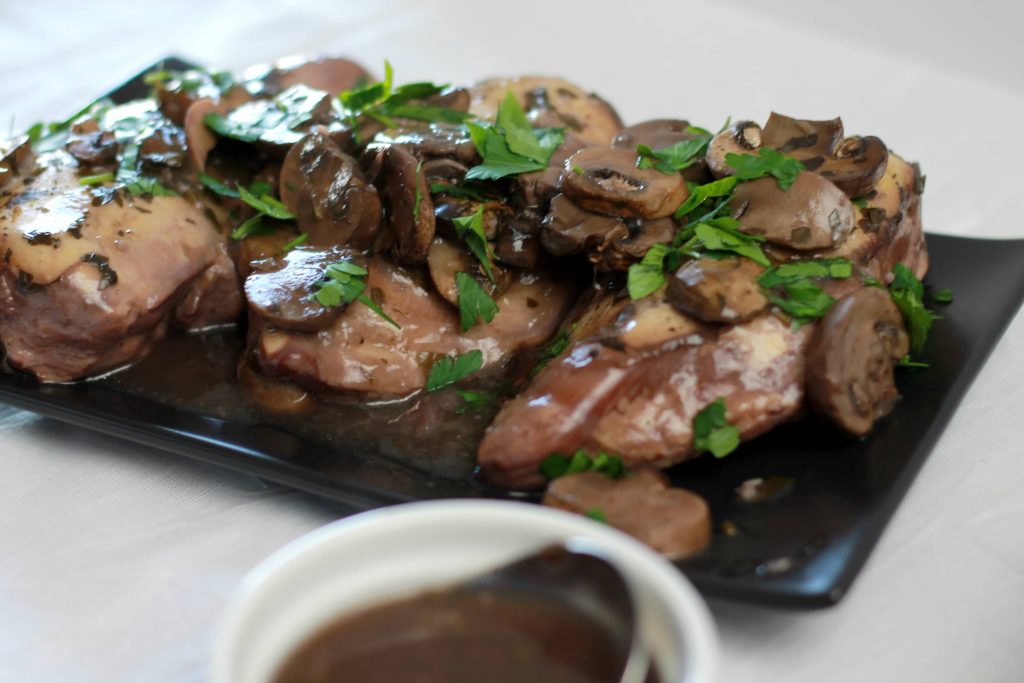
[425,350,484,392]
[724,148,804,190]
[464,91,564,180]
[451,205,496,283]
[230,215,273,240]
[281,233,309,253]
[78,172,115,186]
[627,243,683,300]
[757,258,853,324]
[933,288,953,304]
[693,398,740,458]
[455,272,499,332]
[888,264,936,355]
[540,450,626,480]
[584,508,608,523]
[636,135,712,174]
[454,389,494,415]
[312,260,400,328]
[531,327,572,377]
[897,356,930,369]
[429,181,495,202]
[689,218,770,266]
[199,172,241,198]
[238,185,295,220]
[673,176,738,220]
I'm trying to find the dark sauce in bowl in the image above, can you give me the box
[272,586,655,683]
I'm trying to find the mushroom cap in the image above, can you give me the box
[732,171,855,250]
[242,55,372,97]
[816,135,889,198]
[760,112,844,161]
[805,287,910,436]
[541,193,626,256]
[611,118,711,183]
[245,246,363,332]
[371,144,436,265]
[705,120,762,178]
[427,237,511,307]
[562,147,688,219]
[279,129,382,249]
[468,76,623,146]
[667,256,769,323]
[367,122,479,166]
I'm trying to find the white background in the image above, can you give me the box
[1,1,1023,681]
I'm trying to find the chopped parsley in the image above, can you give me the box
[540,450,626,480]
[236,186,294,219]
[933,288,953,304]
[888,264,936,355]
[425,350,484,391]
[757,258,853,324]
[693,398,740,458]
[451,206,496,283]
[852,196,869,209]
[455,272,499,332]
[26,98,113,153]
[687,218,769,266]
[724,148,804,190]
[636,134,712,174]
[312,260,400,328]
[122,176,177,198]
[199,172,241,198]
[454,389,494,415]
[627,243,683,300]
[464,91,564,180]
[429,181,495,202]
[897,356,930,369]
[78,172,115,186]
[205,84,326,146]
[673,176,738,220]
[230,215,273,240]
[531,327,572,377]
[281,233,309,253]
[584,508,608,524]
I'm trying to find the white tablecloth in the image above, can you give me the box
[2,1,1023,681]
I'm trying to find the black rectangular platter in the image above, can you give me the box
[3,58,1023,607]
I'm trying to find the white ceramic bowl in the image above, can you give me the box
[212,500,719,683]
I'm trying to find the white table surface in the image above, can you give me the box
[2,1,1023,681]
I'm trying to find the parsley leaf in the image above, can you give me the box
[429,181,495,202]
[584,508,608,523]
[465,91,564,180]
[451,205,496,283]
[312,260,400,328]
[693,398,740,458]
[205,84,326,146]
[897,356,930,369]
[690,217,769,266]
[673,176,738,220]
[724,148,804,190]
[539,450,626,480]
[199,172,240,198]
[764,279,835,322]
[238,186,295,220]
[230,215,274,240]
[636,135,711,174]
[933,288,953,304]
[627,243,683,300]
[455,272,499,331]
[79,172,115,186]
[757,258,853,323]
[426,350,484,392]
[454,389,494,415]
[281,233,309,253]
[757,258,854,288]
[531,327,572,377]
[888,264,935,355]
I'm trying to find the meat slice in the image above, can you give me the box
[0,150,242,381]
[250,258,575,397]
[479,302,809,488]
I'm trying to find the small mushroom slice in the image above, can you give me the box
[594,217,675,272]
[515,132,590,212]
[261,56,372,96]
[541,193,626,256]
[65,120,119,166]
[280,129,382,249]
[611,118,711,183]
[706,120,762,178]
[543,468,712,559]
[420,158,469,185]
[427,237,511,306]
[495,224,544,269]
[806,287,909,436]
[732,171,855,250]
[366,122,479,165]
[244,247,364,332]
[562,147,688,219]
[760,112,843,163]
[815,135,889,198]
[372,145,436,265]
[667,257,768,323]
[469,76,623,146]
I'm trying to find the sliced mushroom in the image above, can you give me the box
[760,112,843,162]
[65,127,119,167]
[541,194,674,271]
[805,287,909,436]
[611,118,711,183]
[495,223,544,269]
[732,171,855,250]
[138,123,187,168]
[515,132,590,212]
[667,257,768,323]
[469,76,623,146]
[260,56,373,96]
[244,247,363,332]
[367,122,479,165]
[541,193,626,256]
[543,467,712,559]
[816,135,889,198]
[562,147,688,219]
[420,158,469,184]
[0,136,33,188]
[184,98,222,171]
[279,129,382,249]
[427,237,511,306]
[706,120,762,178]
[371,145,436,264]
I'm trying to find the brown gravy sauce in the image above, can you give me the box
[272,586,645,683]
